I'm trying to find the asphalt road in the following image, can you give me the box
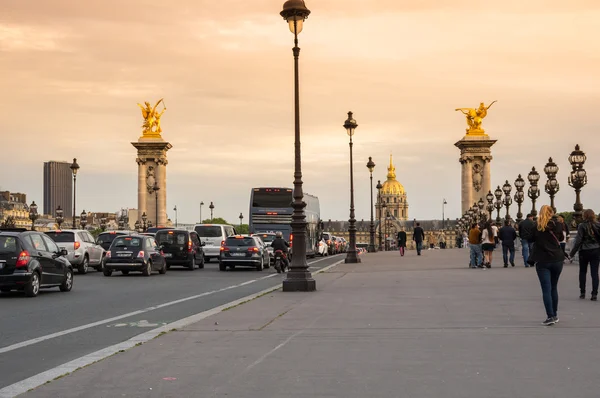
[0,255,342,389]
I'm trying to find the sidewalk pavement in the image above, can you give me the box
[23,249,599,398]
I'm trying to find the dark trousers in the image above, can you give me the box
[502,243,516,265]
[536,261,563,318]
[579,248,600,295]
[415,241,422,255]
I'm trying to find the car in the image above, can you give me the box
[103,235,166,276]
[317,239,328,256]
[154,229,204,270]
[336,237,347,253]
[321,232,336,255]
[194,224,237,263]
[45,229,105,274]
[0,229,73,297]
[219,235,270,271]
[251,233,277,263]
[96,230,138,251]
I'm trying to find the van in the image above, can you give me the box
[193,224,236,262]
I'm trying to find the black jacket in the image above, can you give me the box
[397,231,407,246]
[518,218,535,240]
[569,221,600,257]
[528,220,565,263]
[499,226,517,245]
[413,227,425,243]
[271,237,289,253]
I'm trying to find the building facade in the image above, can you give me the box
[43,161,73,218]
[376,155,409,220]
[0,191,30,229]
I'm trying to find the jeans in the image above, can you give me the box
[579,248,600,295]
[502,243,515,265]
[521,239,532,266]
[415,241,423,255]
[536,260,563,318]
[469,244,483,267]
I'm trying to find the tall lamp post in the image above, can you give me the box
[70,158,80,228]
[173,206,178,227]
[29,201,39,231]
[55,206,64,230]
[477,198,485,222]
[486,190,494,221]
[239,212,244,229]
[280,0,315,291]
[199,201,204,223]
[376,180,383,251]
[100,217,107,232]
[343,111,360,263]
[366,157,376,253]
[382,202,388,251]
[80,210,88,230]
[527,167,540,218]
[502,180,512,221]
[209,202,214,221]
[568,144,587,224]
[494,186,503,223]
[514,174,525,223]
[543,157,560,214]
[442,199,448,229]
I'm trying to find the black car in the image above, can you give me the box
[0,229,73,297]
[96,230,138,251]
[103,235,166,276]
[219,236,270,271]
[154,229,204,270]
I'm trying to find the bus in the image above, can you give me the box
[249,187,321,257]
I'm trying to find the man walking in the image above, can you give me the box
[518,214,536,267]
[413,223,425,256]
[499,220,518,267]
[468,223,483,268]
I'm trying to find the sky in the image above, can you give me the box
[1,0,599,224]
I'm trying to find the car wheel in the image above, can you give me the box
[25,272,40,297]
[188,256,195,271]
[159,261,167,275]
[96,255,104,272]
[204,256,210,263]
[103,269,113,277]
[198,254,205,269]
[142,261,152,276]
[256,257,264,271]
[59,269,73,292]
[121,270,129,275]
[1,288,11,293]
[264,256,270,269]
[78,256,89,274]
[219,262,226,271]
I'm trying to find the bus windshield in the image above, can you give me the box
[251,189,292,208]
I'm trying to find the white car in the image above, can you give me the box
[317,239,328,256]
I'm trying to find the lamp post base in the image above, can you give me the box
[282,272,316,292]
[344,251,361,263]
[367,245,377,253]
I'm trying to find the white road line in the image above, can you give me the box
[0,258,344,398]
[0,257,335,355]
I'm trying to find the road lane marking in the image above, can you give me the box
[0,257,336,356]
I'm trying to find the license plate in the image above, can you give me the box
[204,242,214,246]
[231,253,246,257]
[0,263,4,270]
[163,253,172,258]
[118,253,131,257]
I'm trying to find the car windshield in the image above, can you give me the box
[322,233,331,240]
[195,226,222,238]
[0,236,18,254]
[97,233,124,245]
[156,232,187,246]
[225,237,255,246]
[255,234,275,243]
[112,237,142,248]
[45,232,75,242]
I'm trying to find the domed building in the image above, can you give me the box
[377,155,408,220]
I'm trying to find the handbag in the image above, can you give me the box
[527,228,561,266]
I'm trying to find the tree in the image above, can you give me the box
[201,217,228,225]
[556,211,574,226]
[236,224,249,234]
[0,216,16,229]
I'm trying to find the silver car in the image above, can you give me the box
[193,224,237,262]
[46,230,105,274]
[252,233,277,263]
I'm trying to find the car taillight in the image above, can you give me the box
[137,251,145,258]
[187,240,193,252]
[106,251,112,258]
[16,251,30,268]
[74,241,81,250]
[248,247,259,253]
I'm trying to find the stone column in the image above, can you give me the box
[136,158,147,222]
[157,158,168,226]
[482,156,492,199]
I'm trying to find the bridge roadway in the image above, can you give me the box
[0,255,343,391]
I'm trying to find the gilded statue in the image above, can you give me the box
[455,100,497,135]
[137,99,166,137]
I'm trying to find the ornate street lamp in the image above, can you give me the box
[528,167,541,218]
[118,216,125,231]
[280,0,314,291]
[366,156,376,253]
[543,157,560,213]
[29,201,39,231]
[142,212,148,232]
[173,205,178,227]
[568,145,587,224]
[486,190,494,220]
[199,201,205,223]
[209,201,214,221]
[494,185,503,222]
[382,202,388,251]
[134,220,141,232]
[513,174,525,223]
[80,210,88,230]
[100,217,107,231]
[152,183,160,226]
[70,158,80,228]
[343,111,360,263]
[502,180,512,221]
[376,180,383,251]
[55,206,64,230]
[239,212,244,229]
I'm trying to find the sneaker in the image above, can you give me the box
[542,317,556,326]
[511,262,515,267]
[580,293,585,299]
[591,295,597,301]
[504,264,508,268]
[486,263,491,269]
[553,316,559,323]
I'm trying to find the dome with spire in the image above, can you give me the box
[381,154,405,195]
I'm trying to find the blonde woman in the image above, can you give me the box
[528,205,565,326]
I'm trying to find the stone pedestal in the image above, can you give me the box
[455,134,496,214]
[131,137,172,226]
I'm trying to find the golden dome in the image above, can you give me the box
[381,154,406,195]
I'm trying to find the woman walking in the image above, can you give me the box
[569,209,600,300]
[529,205,565,325]
[481,221,495,268]
[397,228,407,256]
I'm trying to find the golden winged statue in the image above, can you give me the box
[137,99,166,138]
[455,101,497,135]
